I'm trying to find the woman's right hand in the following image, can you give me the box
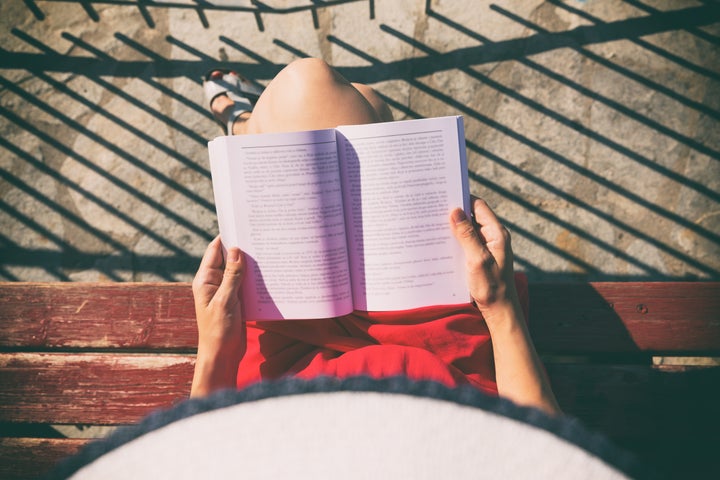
[450,197,561,415]
[449,196,521,323]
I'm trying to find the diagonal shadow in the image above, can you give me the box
[0,268,20,281]
[0,77,215,214]
[421,11,720,165]
[462,143,674,275]
[354,87,647,278]
[0,236,72,281]
[0,107,213,243]
[542,0,720,82]
[488,4,720,121]
[0,135,192,257]
[0,188,190,280]
[0,207,96,281]
[4,2,717,282]
[383,41,719,245]
[272,39,708,278]
[342,86,608,281]
[112,32,204,88]
[2,4,717,81]
[337,3,720,83]
[165,34,218,63]
[61,32,210,148]
[218,36,277,66]
[111,33,210,117]
[0,243,202,277]
[164,33,285,83]
[11,29,210,180]
[380,24,720,199]
[622,0,720,46]
[323,34,720,277]
[0,168,129,253]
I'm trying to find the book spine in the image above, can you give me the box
[208,137,240,252]
[456,116,471,215]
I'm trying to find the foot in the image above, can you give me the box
[203,70,264,134]
[209,87,251,135]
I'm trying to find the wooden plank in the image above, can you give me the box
[548,363,720,478]
[530,282,720,354]
[2,282,719,353]
[0,438,87,480]
[547,363,720,439]
[0,360,716,478]
[0,283,196,350]
[0,352,194,424]
[2,351,718,438]
[1,364,716,479]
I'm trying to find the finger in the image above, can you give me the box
[471,199,513,272]
[473,198,509,245]
[471,198,501,229]
[199,236,225,272]
[213,247,246,307]
[192,236,224,302]
[450,207,487,255]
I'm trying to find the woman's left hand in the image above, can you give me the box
[190,236,247,397]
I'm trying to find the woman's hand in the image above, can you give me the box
[449,197,561,415]
[449,196,521,324]
[190,236,247,397]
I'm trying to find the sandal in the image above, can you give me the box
[203,69,265,134]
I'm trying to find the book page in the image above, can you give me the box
[336,116,471,311]
[209,130,353,320]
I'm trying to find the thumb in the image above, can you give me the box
[215,247,245,306]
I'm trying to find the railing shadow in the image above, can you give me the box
[26,0,377,30]
[1,0,718,281]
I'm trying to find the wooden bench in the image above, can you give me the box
[1,282,718,479]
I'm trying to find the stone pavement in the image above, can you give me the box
[1,0,719,282]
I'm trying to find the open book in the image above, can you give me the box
[209,116,471,320]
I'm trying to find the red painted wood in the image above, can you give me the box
[0,352,194,424]
[529,282,720,354]
[2,351,717,438]
[0,438,87,480]
[1,282,718,478]
[0,283,197,350]
[1,361,716,479]
[2,282,719,353]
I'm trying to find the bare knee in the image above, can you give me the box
[247,57,381,133]
[352,82,393,122]
[277,58,349,93]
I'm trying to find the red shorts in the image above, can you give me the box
[237,274,528,396]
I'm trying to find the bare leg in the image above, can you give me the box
[209,58,392,135]
[351,82,394,123]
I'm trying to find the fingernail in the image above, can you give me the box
[451,208,467,225]
[227,247,240,263]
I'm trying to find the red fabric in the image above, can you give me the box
[237,274,528,396]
